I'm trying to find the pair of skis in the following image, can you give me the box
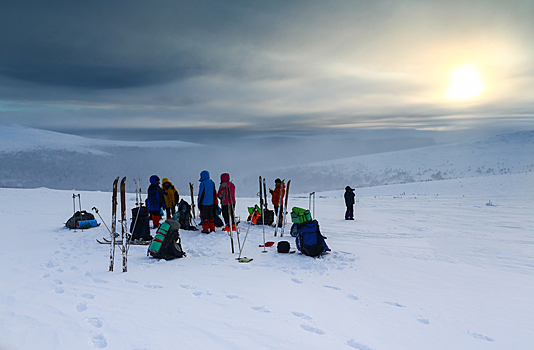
[108,177,128,272]
[274,179,291,237]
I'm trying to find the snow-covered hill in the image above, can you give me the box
[245,130,534,194]
[1,124,533,196]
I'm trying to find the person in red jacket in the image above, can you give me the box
[217,173,236,231]
[269,178,285,227]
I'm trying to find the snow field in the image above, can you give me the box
[0,172,533,349]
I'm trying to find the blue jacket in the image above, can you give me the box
[198,170,216,206]
[147,175,166,212]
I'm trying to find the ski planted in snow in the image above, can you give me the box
[120,176,127,272]
[274,179,285,237]
[280,179,291,236]
[109,177,119,272]
[189,182,196,219]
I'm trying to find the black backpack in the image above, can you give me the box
[150,220,186,260]
[177,200,197,231]
[130,206,152,241]
[66,210,96,229]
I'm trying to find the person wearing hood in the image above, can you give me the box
[147,175,167,228]
[217,173,236,231]
[162,178,179,219]
[269,178,285,227]
[198,170,217,233]
[344,186,355,220]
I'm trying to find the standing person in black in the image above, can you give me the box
[344,186,355,220]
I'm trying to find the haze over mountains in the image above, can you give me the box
[1,124,532,195]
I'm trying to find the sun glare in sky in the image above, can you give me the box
[446,66,485,99]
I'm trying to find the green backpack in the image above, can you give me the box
[291,207,312,224]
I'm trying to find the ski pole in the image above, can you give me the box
[72,193,77,232]
[237,207,256,259]
[92,207,112,235]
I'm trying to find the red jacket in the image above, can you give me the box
[270,182,285,206]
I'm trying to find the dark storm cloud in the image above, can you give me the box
[0,0,279,88]
[0,0,533,137]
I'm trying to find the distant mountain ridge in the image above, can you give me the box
[1,124,532,195]
[240,130,534,194]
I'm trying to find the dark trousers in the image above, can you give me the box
[166,206,176,219]
[345,205,354,220]
[222,204,235,226]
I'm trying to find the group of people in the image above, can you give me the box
[146,172,356,230]
[146,172,287,234]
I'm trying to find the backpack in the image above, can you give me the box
[291,207,312,224]
[294,220,330,257]
[247,205,274,226]
[66,210,97,229]
[130,206,152,241]
[149,219,185,260]
[177,200,197,231]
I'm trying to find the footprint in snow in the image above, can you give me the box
[76,303,88,312]
[180,285,194,289]
[347,294,360,300]
[144,284,163,289]
[417,318,430,325]
[124,279,138,284]
[192,292,203,296]
[291,278,303,284]
[347,339,374,350]
[251,306,271,313]
[87,317,103,328]
[300,324,325,335]
[226,295,241,300]
[91,334,107,348]
[292,311,312,320]
[468,331,494,342]
[53,285,65,294]
[384,301,406,308]
[42,273,51,278]
[81,293,95,299]
[323,285,341,290]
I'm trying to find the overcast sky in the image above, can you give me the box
[0,0,533,141]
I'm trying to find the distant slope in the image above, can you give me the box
[0,124,199,154]
[240,131,534,194]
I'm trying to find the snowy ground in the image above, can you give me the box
[1,172,533,350]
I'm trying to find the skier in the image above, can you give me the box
[269,178,285,227]
[217,173,236,231]
[198,170,217,233]
[344,186,355,220]
[147,175,166,228]
[162,178,179,219]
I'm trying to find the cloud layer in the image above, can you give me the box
[1,0,533,135]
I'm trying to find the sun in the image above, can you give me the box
[446,66,485,99]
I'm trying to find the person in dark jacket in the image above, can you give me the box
[344,186,355,220]
[198,170,216,233]
[147,175,167,228]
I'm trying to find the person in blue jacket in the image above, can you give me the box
[198,170,217,233]
[147,175,166,228]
